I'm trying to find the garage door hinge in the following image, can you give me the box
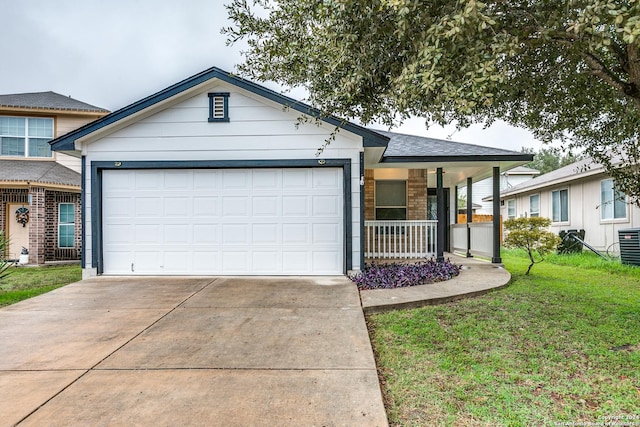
[131,263,135,273]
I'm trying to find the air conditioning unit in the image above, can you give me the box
[618,229,640,266]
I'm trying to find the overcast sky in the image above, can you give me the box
[1,0,543,151]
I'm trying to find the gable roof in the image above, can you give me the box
[375,130,532,162]
[500,157,602,197]
[0,91,108,113]
[49,67,389,151]
[0,159,80,188]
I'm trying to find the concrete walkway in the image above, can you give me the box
[360,254,512,314]
[0,277,388,426]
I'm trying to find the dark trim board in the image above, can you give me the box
[90,159,353,275]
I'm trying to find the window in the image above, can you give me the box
[600,179,626,220]
[375,180,406,220]
[529,194,540,217]
[507,199,516,219]
[208,92,230,122]
[0,116,53,157]
[58,203,75,248]
[551,189,569,222]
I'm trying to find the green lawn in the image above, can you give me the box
[368,250,640,426]
[0,264,81,307]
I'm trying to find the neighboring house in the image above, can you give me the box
[49,67,532,278]
[0,92,108,263]
[499,158,640,253]
[462,166,540,215]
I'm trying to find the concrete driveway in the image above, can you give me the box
[0,276,388,426]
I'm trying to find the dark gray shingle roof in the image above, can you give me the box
[0,160,80,187]
[0,91,108,113]
[374,130,530,160]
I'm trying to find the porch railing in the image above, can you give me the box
[365,220,437,259]
[450,222,494,258]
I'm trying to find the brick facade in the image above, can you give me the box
[407,169,428,220]
[45,191,81,261]
[1,187,80,263]
[364,169,375,220]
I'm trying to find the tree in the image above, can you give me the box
[225,0,640,203]
[521,147,581,175]
[504,217,561,275]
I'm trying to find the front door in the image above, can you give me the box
[7,203,30,261]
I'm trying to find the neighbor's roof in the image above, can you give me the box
[0,91,109,113]
[50,67,389,151]
[500,157,603,197]
[374,130,532,162]
[0,160,80,188]
[504,166,540,175]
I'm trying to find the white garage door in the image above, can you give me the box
[101,168,344,275]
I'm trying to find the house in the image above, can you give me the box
[49,67,532,278]
[499,157,640,254]
[462,166,540,215]
[0,92,109,263]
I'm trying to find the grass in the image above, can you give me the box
[367,249,640,426]
[0,264,81,307]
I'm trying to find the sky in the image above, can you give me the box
[1,0,543,151]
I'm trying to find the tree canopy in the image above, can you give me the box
[521,147,581,174]
[225,0,640,202]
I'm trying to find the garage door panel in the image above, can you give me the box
[102,168,343,275]
[282,251,310,274]
[312,195,341,216]
[282,224,309,244]
[222,197,249,217]
[282,169,309,188]
[253,169,281,188]
[193,225,219,243]
[282,196,309,216]
[313,223,341,244]
[253,223,279,244]
[253,251,280,272]
[135,225,161,243]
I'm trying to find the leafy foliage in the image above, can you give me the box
[0,231,14,282]
[225,0,640,202]
[349,259,461,290]
[522,146,582,175]
[504,217,561,275]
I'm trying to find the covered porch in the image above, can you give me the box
[362,130,532,264]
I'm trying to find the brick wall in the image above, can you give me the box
[364,169,375,220]
[45,191,81,261]
[28,187,46,264]
[407,169,428,220]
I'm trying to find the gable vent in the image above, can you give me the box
[208,92,230,122]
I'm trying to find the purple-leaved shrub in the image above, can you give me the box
[349,258,461,290]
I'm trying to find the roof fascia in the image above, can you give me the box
[50,67,389,151]
[381,154,533,163]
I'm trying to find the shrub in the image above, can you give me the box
[504,217,561,275]
[0,231,13,282]
[350,258,461,290]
